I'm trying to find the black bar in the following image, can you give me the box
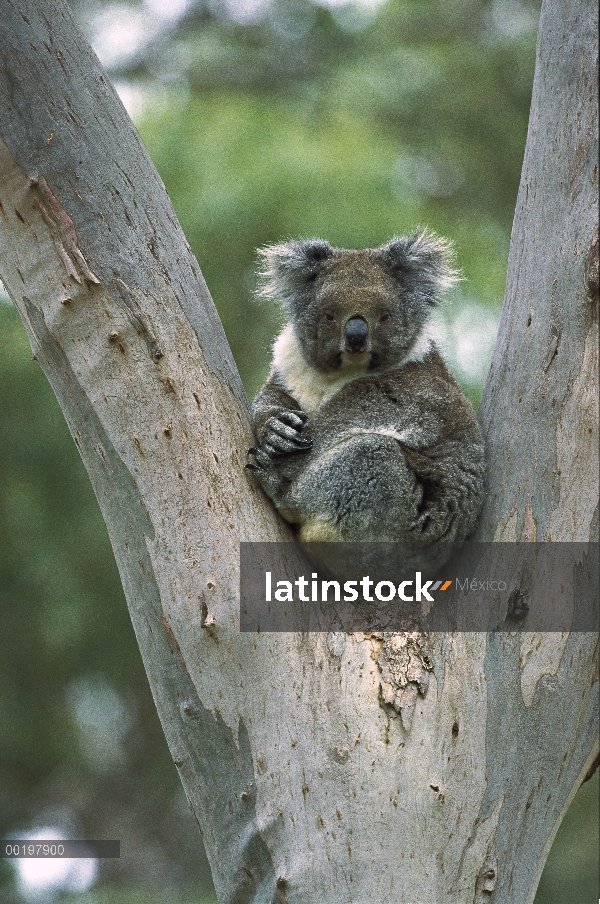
[1,841,120,858]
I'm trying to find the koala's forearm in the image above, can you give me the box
[250,379,305,445]
[406,450,485,543]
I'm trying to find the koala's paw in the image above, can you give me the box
[261,410,312,457]
[245,445,287,499]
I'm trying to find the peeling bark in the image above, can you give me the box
[0,1,597,902]
[377,632,433,730]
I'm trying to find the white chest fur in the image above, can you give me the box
[271,322,434,417]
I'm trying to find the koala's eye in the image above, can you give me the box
[379,313,391,324]
[325,313,337,323]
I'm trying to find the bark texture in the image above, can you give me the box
[0,1,597,902]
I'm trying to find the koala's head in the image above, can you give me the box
[258,230,459,374]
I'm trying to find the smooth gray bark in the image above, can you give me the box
[0,1,597,903]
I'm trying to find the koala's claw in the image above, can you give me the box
[246,446,272,468]
[263,412,312,455]
[265,434,313,455]
[246,444,285,499]
[279,410,309,427]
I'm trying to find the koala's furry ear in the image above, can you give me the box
[379,230,461,304]
[257,239,333,306]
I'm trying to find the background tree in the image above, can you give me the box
[0,1,596,904]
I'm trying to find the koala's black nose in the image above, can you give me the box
[344,317,369,352]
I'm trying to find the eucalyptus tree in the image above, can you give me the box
[0,1,596,902]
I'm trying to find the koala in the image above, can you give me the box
[246,231,485,566]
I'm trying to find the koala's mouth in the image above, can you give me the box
[340,348,371,369]
[324,349,371,371]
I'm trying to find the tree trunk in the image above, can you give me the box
[0,1,596,902]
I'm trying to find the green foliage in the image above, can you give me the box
[127,0,540,407]
[535,770,600,904]
[138,84,510,402]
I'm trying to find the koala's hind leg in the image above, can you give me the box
[294,435,427,543]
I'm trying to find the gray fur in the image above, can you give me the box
[248,231,485,556]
